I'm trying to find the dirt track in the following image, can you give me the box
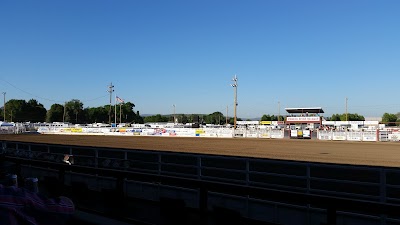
[1,134,400,168]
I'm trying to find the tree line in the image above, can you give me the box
[1,99,143,124]
[1,98,399,126]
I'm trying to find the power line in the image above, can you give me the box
[1,78,60,102]
[0,78,108,105]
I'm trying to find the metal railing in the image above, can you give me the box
[2,140,400,225]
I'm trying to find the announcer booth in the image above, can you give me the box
[285,107,324,139]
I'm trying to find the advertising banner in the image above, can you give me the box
[332,132,347,140]
[286,117,320,123]
[303,130,311,138]
[388,133,400,141]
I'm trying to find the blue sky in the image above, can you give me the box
[1,0,399,118]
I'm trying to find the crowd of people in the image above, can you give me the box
[0,159,75,225]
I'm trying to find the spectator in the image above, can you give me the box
[0,181,74,225]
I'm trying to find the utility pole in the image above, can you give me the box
[2,92,6,121]
[107,83,114,125]
[231,75,238,129]
[345,97,348,121]
[173,104,176,124]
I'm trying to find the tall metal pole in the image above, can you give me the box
[231,75,238,129]
[114,97,117,125]
[345,97,348,121]
[173,104,176,124]
[119,103,122,124]
[2,92,6,121]
[107,83,114,125]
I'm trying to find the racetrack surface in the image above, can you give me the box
[1,134,400,168]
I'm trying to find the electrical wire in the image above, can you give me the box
[0,78,108,105]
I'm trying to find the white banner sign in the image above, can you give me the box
[286,117,320,122]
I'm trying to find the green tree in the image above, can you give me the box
[3,99,26,122]
[26,99,47,122]
[261,114,272,121]
[176,114,188,124]
[118,102,143,124]
[261,114,284,122]
[330,114,341,121]
[3,99,46,122]
[330,113,364,121]
[204,112,225,125]
[342,113,365,121]
[46,104,64,122]
[144,114,168,123]
[65,99,83,124]
[86,106,108,123]
[229,117,242,125]
[382,113,398,126]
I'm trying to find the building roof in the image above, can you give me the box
[285,107,324,114]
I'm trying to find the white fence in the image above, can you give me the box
[22,126,400,142]
[317,130,378,142]
[37,127,285,139]
[379,129,400,142]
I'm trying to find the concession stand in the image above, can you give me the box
[285,107,324,139]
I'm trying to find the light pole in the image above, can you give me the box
[173,104,176,124]
[2,92,6,121]
[107,83,114,125]
[231,75,238,129]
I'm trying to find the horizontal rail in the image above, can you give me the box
[3,154,400,218]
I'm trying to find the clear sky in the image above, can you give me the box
[1,0,399,118]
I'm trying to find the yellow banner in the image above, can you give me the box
[261,121,271,125]
[71,128,82,133]
[195,129,205,134]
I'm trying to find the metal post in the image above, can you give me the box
[119,103,122,124]
[173,104,176,124]
[114,97,117,125]
[108,83,114,125]
[231,75,238,129]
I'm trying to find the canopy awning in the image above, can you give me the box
[285,107,324,114]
